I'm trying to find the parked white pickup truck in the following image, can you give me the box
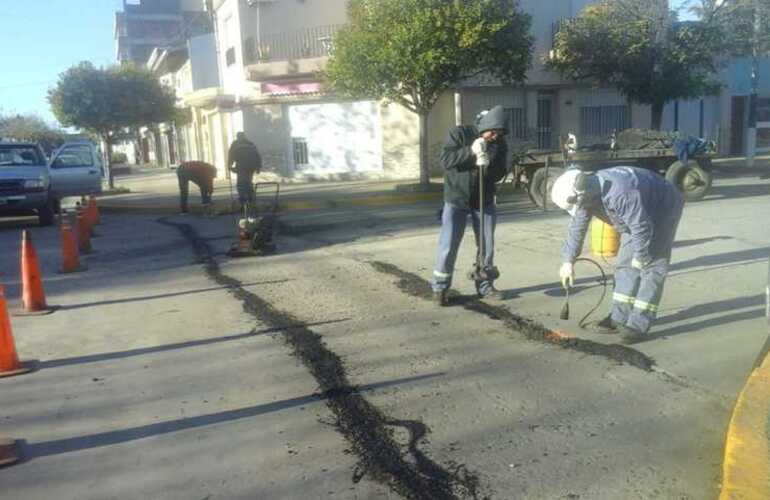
[0,141,104,226]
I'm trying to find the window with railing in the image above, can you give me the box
[580,105,630,139]
[503,107,527,140]
[243,25,340,64]
[292,138,309,166]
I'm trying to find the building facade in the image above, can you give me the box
[115,0,210,65]
[205,0,661,181]
[123,0,767,178]
[145,34,226,174]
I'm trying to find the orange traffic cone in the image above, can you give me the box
[80,197,97,236]
[77,210,92,254]
[0,285,32,377]
[60,215,85,273]
[0,437,21,467]
[88,195,100,226]
[16,231,54,316]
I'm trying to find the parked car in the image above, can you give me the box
[48,141,104,198]
[0,141,103,226]
[0,142,55,225]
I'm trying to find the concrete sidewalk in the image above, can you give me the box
[99,155,770,215]
[720,320,770,500]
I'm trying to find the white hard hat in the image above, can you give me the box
[551,169,582,216]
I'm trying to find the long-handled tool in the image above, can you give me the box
[560,284,570,320]
[557,257,609,328]
[468,145,499,288]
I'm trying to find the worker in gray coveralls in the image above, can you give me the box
[551,166,684,344]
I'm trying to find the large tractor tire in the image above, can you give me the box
[528,166,566,208]
[665,160,713,201]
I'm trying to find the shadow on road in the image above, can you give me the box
[18,372,444,461]
[702,182,769,201]
[671,246,769,272]
[57,280,290,311]
[650,308,764,340]
[672,236,733,249]
[36,317,351,370]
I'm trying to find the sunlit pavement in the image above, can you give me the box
[0,170,767,499]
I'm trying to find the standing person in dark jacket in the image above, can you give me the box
[176,160,217,214]
[551,166,684,343]
[228,132,262,211]
[431,105,509,306]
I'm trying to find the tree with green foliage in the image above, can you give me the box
[324,0,533,185]
[48,62,176,188]
[696,0,770,56]
[0,113,67,154]
[547,0,729,130]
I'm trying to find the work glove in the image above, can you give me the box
[559,262,574,288]
[631,257,650,270]
[476,152,489,168]
[471,137,487,156]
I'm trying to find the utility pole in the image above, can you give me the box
[746,0,760,166]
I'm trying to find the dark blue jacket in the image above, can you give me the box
[440,119,508,209]
[562,166,683,263]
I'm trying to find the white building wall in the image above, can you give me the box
[188,33,220,90]
[238,0,347,38]
[287,101,383,177]
[215,0,246,97]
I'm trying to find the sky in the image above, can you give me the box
[0,0,124,125]
[0,0,696,128]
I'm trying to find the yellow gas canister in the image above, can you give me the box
[590,218,620,257]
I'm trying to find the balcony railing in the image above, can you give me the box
[243,25,341,64]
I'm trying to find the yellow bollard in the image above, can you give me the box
[591,218,619,258]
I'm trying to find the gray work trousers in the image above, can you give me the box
[611,207,683,334]
[432,202,496,294]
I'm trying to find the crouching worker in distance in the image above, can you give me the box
[431,105,509,306]
[551,166,684,344]
[176,161,217,214]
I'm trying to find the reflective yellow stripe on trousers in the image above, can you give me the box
[633,299,659,313]
[612,292,635,305]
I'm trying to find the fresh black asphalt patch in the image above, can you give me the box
[158,218,488,500]
[367,261,656,372]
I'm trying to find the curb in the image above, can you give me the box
[720,348,770,499]
[98,191,442,215]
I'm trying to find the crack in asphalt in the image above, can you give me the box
[157,218,489,500]
[367,261,656,372]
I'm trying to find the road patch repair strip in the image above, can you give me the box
[157,218,488,500]
[367,261,656,372]
[719,346,770,499]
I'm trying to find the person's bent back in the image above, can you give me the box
[177,161,217,213]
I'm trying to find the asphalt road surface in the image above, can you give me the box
[0,170,767,499]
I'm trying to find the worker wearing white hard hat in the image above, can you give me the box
[551,166,684,344]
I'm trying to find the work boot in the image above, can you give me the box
[479,286,504,301]
[433,289,449,307]
[618,325,646,345]
[592,315,618,334]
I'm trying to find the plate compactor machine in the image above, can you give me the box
[227,182,279,258]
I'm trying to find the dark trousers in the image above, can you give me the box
[178,169,212,213]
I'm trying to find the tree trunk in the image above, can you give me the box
[419,112,430,186]
[104,136,115,190]
[650,102,664,130]
[133,128,144,165]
